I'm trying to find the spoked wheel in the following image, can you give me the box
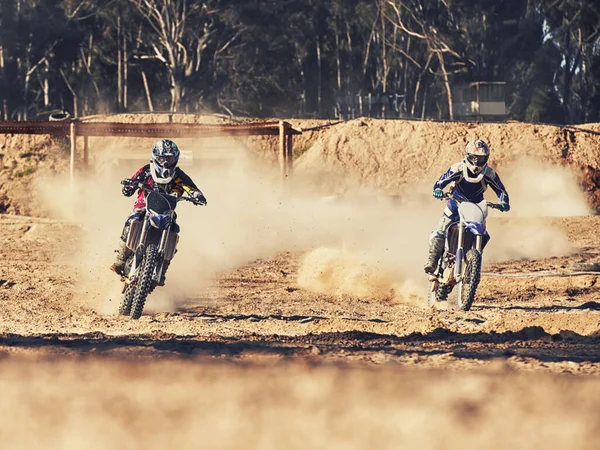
[130,244,158,320]
[456,249,482,311]
[118,283,136,316]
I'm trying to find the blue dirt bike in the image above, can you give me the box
[428,194,502,311]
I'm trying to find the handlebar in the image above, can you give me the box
[437,191,501,210]
[121,178,151,192]
[121,178,205,206]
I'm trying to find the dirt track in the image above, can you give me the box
[2,212,600,448]
[3,114,600,448]
[4,213,600,341]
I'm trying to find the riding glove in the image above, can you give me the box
[499,201,510,212]
[192,190,207,205]
[433,188,444,199]
[122,184,135,197]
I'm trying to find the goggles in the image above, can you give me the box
[155,154,178,168]
[467,154,489,167]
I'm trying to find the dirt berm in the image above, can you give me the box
[2,115,600,214]
[293,119,600,208]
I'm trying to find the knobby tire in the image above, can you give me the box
[457,249,482,311]
[130,244,158,320]
[436,283,451,302]
[118,283,135,316]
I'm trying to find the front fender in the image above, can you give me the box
[465,222,488,236]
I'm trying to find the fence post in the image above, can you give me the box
[70,121,77,182]
[279,120,287,184]
[83,135,89,169]
[286,130,293,178]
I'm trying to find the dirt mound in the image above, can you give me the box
[295,118,600,209]
[3,114,600,215]
[0,134,69,215]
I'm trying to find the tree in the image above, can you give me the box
[128,0,220,112]
[542,0,600,123]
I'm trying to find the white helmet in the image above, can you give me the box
[464,139,490,176]
[150,139,180,184]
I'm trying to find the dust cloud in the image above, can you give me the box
[296,247,422,303]
[295,158,588,300]
[37,142,588,312]
[485,159,589,261]
[499,158,590,217]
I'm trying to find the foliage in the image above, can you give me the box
[0,0,598,123]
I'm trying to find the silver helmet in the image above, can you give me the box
[464,139,490,175]
[150,139,180,184]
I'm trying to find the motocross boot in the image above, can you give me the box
[424,234,445,275]
[110,240,132,276]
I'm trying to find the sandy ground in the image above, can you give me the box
[2,213,600,449]
[3,114,600,448]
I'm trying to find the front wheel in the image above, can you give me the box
[130,244,158,320]
[456,249,482,311]
[118,283,135,316]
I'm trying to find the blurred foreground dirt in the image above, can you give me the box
[2,356,600,450]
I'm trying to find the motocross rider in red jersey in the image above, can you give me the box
[424,139,510,275]
[110,139,207,277]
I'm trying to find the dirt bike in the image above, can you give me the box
[118,179,203,320]
[427,193,502,311]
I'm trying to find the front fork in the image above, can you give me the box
[453,224,483,281]
[127,216,151,283]
[128,215,173,284]
[155,224,172,283]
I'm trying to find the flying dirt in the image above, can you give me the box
[2,115,600,449]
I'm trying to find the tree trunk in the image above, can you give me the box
[43,60,50,108]
[295,47,307,116]
[563,29,571,122]
[141,69,154,112]
[169,70,182,112]
[316,34,322,117]
[437,52,454,120]
[123,30,128,111]
[60,69,78,118]
[23,65,30,120]
[0,47,4,120]
[117,15,123,112]
[380,6,388,95]
[335,22,342,92]
[412,53,433,117]
[345,20,352,89]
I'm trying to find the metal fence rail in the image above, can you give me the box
[0,119,301,182]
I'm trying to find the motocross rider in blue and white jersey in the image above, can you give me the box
[424,139,510,275]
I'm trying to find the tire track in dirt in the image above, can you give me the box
[2,326,600,367]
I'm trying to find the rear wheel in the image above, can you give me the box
[130,244,158,320]
[436,283,451,302]
[456,249,482,311]
[427,280,438,307]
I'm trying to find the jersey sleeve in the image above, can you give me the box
[130,164,150,181]
[485,168,510,204]
[174,168,199,195]
[433,163,463,190]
